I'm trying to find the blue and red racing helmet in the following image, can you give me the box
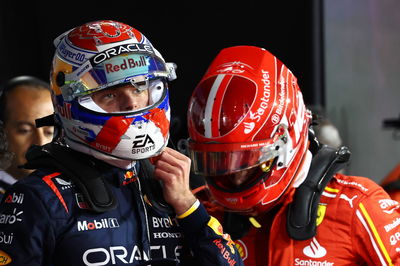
[50,20,177,165]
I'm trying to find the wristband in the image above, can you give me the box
[176,199,200,219]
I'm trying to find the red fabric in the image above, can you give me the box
[206,174,400,265]
[42,172,68,213]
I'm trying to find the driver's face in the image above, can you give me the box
[227,166,259,187]
[91,84,149,112]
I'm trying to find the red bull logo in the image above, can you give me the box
[105,56,147,73]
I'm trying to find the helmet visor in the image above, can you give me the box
[206,161,274,192]
[188,139,281,176]
[188,124,289,176]
[78,78,167,114]
[61,53,170,101]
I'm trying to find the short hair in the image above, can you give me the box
[0,76,51,124]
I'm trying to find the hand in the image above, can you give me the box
[153,147,197,215]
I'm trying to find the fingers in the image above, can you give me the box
[153,147,191,184]
[152,147,196,214]
[159,147,191,165]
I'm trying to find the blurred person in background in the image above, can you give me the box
[0,75,54,191]
[310,110,346,174]
[0,124,13,194]
[312,115,343,149]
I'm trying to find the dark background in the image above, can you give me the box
[0,1,323,145]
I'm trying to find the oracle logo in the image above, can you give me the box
[92,44,153,65]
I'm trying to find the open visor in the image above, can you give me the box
[60,52,175,101]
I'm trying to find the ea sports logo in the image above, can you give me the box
[132,134,155,148]
[131,134,156,155]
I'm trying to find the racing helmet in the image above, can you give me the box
[50,20,176,164]
[187,46,312,214]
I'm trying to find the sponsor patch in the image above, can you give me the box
[75,193,89,210]
[132,134,156,155]
[303,237,326,258]
[0,209,23,225]
[0,250,11,265]
[316,204,326,226]
[336,179,368,192]
[208,217,235,254]
[77,218,120,231]
[56,38,94,66]
[4,193,24,204]
[379,199,400,214]
[384,217,400,232]
[234,240,248,261]
[0,232,13,245]
[91,44,154,65]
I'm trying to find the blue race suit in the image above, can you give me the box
[0,147,241,266]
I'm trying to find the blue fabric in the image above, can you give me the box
[0,156,242,266]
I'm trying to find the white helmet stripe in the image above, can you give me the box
[204,74,225,138]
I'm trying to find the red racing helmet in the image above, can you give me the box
[187,46,312,214]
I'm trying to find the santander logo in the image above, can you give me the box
[303,237,327,258]
[244,122,255,134]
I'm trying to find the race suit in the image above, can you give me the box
[0,170,15,201]
[0,153,242,265]
[209,173,400,265]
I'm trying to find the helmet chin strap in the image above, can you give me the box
[67,140,136,169]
